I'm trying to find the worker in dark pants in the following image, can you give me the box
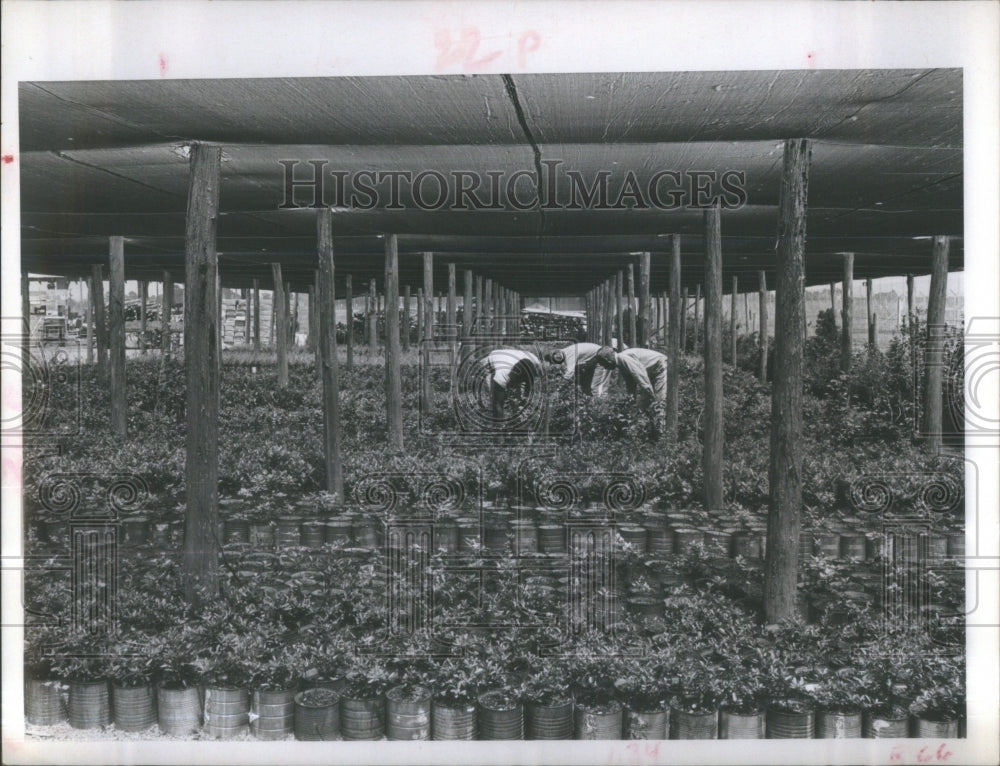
[614,347,668,436]
[544,343,619,397]
[485,349,544,421]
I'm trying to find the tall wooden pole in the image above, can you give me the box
[139,279,148,354]
[182,143,222,605]
[91,265,108,380]
[161,272,172,357]
[730,275,738,366]
[829,282,836,327]
[764,138,811,624]
[417,288,424,342]
[368,279,378,356]
[906,273,915,324]
[680,287,688,353]
[462,270,473,340]
[922,237,949,453]
[317,209,345,498]
[615,271,624,351]
[484,278,493,335]
[384,234,403,450]
[638,253,651,346]
[272,264,288,387]
[626,265,637,346]
[666,235,681,441]
[840,254,853,372]
[866,277,875,348]
[85,276,95,364]
[108,237,127,436]
[758,271,768,381]
[244,286,251,348]
[693,284,701,356]
[422,253,434,415]
[402,284,411,353]
[602,278,613,347]
[252,278,261,352]
[447,263,457,353]
[345,275,354,369]
[703,205,724,514]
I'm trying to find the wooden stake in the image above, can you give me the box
[693,283,701,356]
[422,252,434,415]
[447,263,457,353]
[272,263,288,387]
[615,271,624,351]
[841,254,853,372]
[108,236,127,437]
[703,206,724,515]
[91,264,108,380]
[317,209,345,497]
[829,282,836,327]
[922,236,949,453]
[462,270,473,340]
[252,278,260,352]
[182,143,222,605]
[758,271,768,381]
[764,138,811,624]
[680,287,688,353]
[866,277,875,348]
[139,280,148,354]
[345,275,354,369]
[368,279,378,356]
[638,252,651,346]
[161,272,173,357]
[384,234,403,450]
[85,275,95,364]
[730,275,738,366]
[667,235,681,440]
[402,284,411,353]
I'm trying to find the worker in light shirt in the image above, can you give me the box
[615,347,668,413]
[544,342,620,397]
[485,348,544,420]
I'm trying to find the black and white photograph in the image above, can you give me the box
[2,2,998,765]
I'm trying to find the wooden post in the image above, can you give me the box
[272,264,288,387]
[758,271,768,381]
[922,236,949,453]
[139,279,148,354]
[345,275,354,369]
[730,275,738,366]
[307,283,316,353]
[615,271,624,351]
[703,205,724,515]
[484,278,493,335]
[287,283,295,346]
[600,279,611,347]
[841,254,853,372]
[462,270,473,340]
[417,288,424,342]
[866,277,875,348]
[402,284,411,353]
[667,235,681,440]
[829,282,836,328]
[764,138,811,624]
[447,263,457,352]
[384,234,403,450]
[680,287,688,353]
[906,273,915,324]
[91,264,108,380]
[638,252,651,346]
[317,209,345,498]
[693,284,701,356]
[161,272,172,357]
[85,276,95,364]
[244,285,252,348]
[182,143,222,605]
[108,236,127,437]
[252,278,260,352]
[626,265,637,347]
[368,279,378,356]
[474,275,483,332]
[422,252,434,415]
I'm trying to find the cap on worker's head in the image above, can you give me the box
[596,346,617,367]
[546,350,565,364]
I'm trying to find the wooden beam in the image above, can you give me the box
[91,264,109,381]
[384,234,403,449]
[139,280,148,354]
[317,209,345,497]
[422,252,434,415]
[86,275,95,364]
[703,206,724,515]
[462,270,473,340]
[866,277,875,348]
[345,275,354,369]
[402,284,411,353]
[638,252,651,346]
[108,236,127,437]
[764,138,811,624]
[758,271,768,382]
[272,263,288,387]
[922,236,950,453]
[730,275,738,366]
[841,254,853,372]
[182,142,222,605]
[626,265,637,347]
[680,287,688,353]
[666,235,681,441]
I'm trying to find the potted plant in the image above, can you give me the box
[50,634,112,730]
[522,657,574,741]
[614,648,669,740]
[431,657,481,741]
[107,643,158,733]
[294,686,341,741]
[24,625,67,727]
[811,666,870,739]
[570,642,625,741]
[202,661,251,739]
[339,654,391,741]
[716,651,767,740]
[908,653,964,738]
[250,651,299,741]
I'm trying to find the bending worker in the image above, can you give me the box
[615,347,668,412]
[544,343,619,396]
[485,348,544,420]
